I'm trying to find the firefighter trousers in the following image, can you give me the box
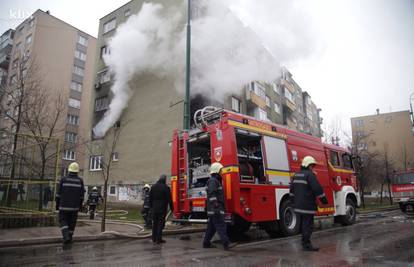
[59,211,78,242]
[203,214,229,246]
[152,212,165,243]
[299,213,314,247]
[89,205,97,220]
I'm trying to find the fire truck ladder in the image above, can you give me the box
[193,106,223,129]
[177,133,187,212]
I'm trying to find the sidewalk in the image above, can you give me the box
[0,218,205,248]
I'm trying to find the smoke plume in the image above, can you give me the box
[93,0,318,137]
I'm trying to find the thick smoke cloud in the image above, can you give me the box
[93,0,318,137]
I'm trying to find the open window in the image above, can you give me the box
[236,129,265,183]
[330,150,340,167]
[187,133,211,188]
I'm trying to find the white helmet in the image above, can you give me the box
[143,184,150,190]
[302,156,317,168]
[210,162,224,174]
[92,186,98,190]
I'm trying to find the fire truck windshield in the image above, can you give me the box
[393,172,414,185]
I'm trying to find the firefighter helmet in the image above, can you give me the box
[68,162,79,173]
[92,186,98,190]
[143,184,150,190]
[210,162,224,174]
[301,156,317,168]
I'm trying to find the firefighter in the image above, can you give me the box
[141,184,152,228]
[203,162,231,250]
[290,156,328,251]
[55,162,85,245]
[87,186,102,220]
[149,175,173,244]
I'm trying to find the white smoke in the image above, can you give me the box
[93,0,319,137]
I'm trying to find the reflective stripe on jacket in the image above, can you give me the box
[56,173,85,211]
[289,169,324,214]
[206,174,225,216]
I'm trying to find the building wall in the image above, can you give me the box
[351,110,414,171]
[1,10,96,177]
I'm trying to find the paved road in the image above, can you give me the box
[0,211,413,267]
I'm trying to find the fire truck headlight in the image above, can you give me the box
[336,176,342,186]
[240,197,246,205]
[244,207,252,215]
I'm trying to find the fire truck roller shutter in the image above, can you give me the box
[263,136,290,185]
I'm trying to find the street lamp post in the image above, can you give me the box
[183,0,191,130]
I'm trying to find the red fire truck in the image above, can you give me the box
[392,170,414,213]
[170,107,360,236]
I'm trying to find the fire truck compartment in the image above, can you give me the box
[236,131,265,184]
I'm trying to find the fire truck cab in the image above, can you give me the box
[392,170,414,214]
[170,107,360,237]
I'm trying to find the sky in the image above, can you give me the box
[1,0,413,137]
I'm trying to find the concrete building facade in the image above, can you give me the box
[84,0,323,201]
[351,110,414,172]
[0,10,96,178]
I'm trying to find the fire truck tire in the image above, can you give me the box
[279,199,300,236]
[227,215,251,238]
[338,198,356,226]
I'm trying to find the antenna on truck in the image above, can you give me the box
[193,106,223,129]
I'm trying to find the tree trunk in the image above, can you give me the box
[101,178,108,232]
[380,182,384,205]
[387,178,393,205]
[38,159,46,211]
[360,186,365,209]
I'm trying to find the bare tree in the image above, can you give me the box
[86,123,125,232]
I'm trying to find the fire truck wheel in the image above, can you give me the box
[227,215,251,238]
[338,198,356,226]
[279,199,300,236]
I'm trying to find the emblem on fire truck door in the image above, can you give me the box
[214,147,223,162]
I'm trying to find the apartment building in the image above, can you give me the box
[351,110,414,171]
[0,10,96,178]
[85,0,323,201]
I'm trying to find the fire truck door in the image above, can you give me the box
[262,136,290,186]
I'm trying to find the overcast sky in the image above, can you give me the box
[1,0,413,136]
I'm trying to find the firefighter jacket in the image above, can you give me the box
[142,190,151,209]
[150,180,173,214]
[289,168,328,214]
[206,174,225,216]
[87,191,102,206]
[55,173,85,211]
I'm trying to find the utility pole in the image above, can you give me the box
[410,92,414,126]
[183,0,191,130]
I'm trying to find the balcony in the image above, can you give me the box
[246,90,266,109]
[0,54,10,69]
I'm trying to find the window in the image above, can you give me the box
[259,108,267,121]
[63,150,75,160]
[29,18,35,28]
[355,119,364,127]
[25,34,32,45]
[67,114,79,125]
[68,98,81,109]
[89,155,103,171]
[265,96,270,107]
[253,82,266,100]
[124,9,131,17]
[272,82,280,94]
[108,185,116,195]
[74,50,86,61]
[342,153,353,169]
[73,66,84,77]
[330,151,340,166]
[112,152,119,161]
[284,89,294,103]
[14,42,21,54]
[78,35,88,46]
[357,142,368,150]
[99,71,110,84]
[103,18,117,34]
[70,81,82,92]
[231,97,240,113]
[274,102,281,114]
[95,97,109,112]
[356,130,364,137]
[100,46,110,58]
[64,132,77,143]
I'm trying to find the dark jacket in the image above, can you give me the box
[289,168,327,214]
[142,190,151,209]
[88,190,102,206]
[56,173,85,211]
[149,180,173,214]
[206,174,226,216]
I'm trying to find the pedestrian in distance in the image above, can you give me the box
[290,156,328,251]
[203,162,232,250]
[141,184,152,228]
[55,162,85,245]
[149,174,173,244]
[43,184,52,209]
[87,186,102,220]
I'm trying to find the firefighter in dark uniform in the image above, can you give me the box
[290,156,328,251]
[141,184,152,228]
[149,175,173,244]
[203,162,231,250]
[55,162,85,244]
[87,186,102,220]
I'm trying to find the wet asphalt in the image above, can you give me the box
[0,210,413,267]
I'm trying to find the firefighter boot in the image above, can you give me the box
[61,227,71,245]
[302,243,319,252]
